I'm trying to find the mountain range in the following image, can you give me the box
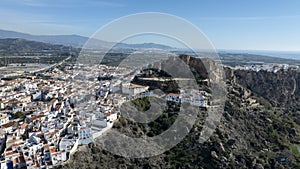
[0,29,174,50]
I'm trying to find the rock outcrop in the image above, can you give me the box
[61,56,300,169]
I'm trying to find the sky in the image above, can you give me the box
[0,0,300,51]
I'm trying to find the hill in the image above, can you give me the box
[0,29,174,50]
[61,55,300,169]
[0,38,79,56]
[0,38,80,66]
[0,29,90,47]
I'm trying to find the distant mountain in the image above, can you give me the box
[0,29,103,48]
[114,42,174,50]
[0,38,79,56]
[218,52,300,66]
[0,29,174,50]
[220,50,300,60]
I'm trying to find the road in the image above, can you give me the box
[0,56,71,78]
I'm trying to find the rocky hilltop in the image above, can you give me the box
[61,55,300,169]
[226,68,300,108]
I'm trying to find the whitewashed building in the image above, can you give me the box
[0,113,9,126]
[166,93,180,103]
[122,83,149,96]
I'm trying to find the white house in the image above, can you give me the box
[78,126,93,145]
[166,93,180,103]
[1,121,17,133]
[31,91,42,101]
[51,151,67,166]
[0,113,9,126]
[122,83,149,96]
[106,112,118,123]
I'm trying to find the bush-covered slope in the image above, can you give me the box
[61,56,300,169]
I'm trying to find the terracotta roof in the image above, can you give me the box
[5,150,18,156]
[50,147,56,153]
[51,152,61,156]
[167,93,180,97]
[21,123,28,129]
[36,132,44,137]
[45,131,56,136]
[12,142,23,147]
[2,121,18,128]
[31,115,45,120]
[13,158,18,164]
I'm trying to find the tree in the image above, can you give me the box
[14,111,26,120]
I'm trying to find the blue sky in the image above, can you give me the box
[0,0,300,51]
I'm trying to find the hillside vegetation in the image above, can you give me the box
[62,55,300,169]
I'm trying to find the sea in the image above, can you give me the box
[223,50,300,60]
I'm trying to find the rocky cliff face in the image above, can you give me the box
[226,68,300,108]
[61,56,300,169]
